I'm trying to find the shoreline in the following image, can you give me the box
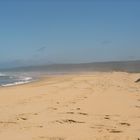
[0,70,140,88]
[0,71,138,88]
[0,72,140,139]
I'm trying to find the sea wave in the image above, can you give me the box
[19,77,32,81]
[1,80,32,87]
[0,76,33,87]
[0,73,6,77]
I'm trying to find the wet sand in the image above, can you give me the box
[0,72,140,140]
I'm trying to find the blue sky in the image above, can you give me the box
[0,0,140,67]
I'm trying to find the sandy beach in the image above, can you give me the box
[0,72,140,140]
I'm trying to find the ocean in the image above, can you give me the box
[0,60,140,87]
[0,72,37,87]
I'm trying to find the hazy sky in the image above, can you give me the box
[0,0,140,66]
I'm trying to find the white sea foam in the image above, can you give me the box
[0,73,6,76]
[1,76,33,87]
[1,81,31,87]
[21,77,32,81]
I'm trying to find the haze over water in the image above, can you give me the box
[0,60,140,86]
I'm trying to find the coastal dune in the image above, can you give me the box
[0,72,140,140]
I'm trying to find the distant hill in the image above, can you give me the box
[1,60,140,73]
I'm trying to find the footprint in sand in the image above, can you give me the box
[0,121,17,124]
[66,112,75,114]
[119,122,131,126]
[17,112,38,121]
[76,108,81,110]
[65,111,88,116]
[19,117,27,120]
[104,115,110,120]
[108,129,123,133]
[91,124,122,134]
[78,112,88,116]
[135,105,140,108]
[38,136,65,140]
[49,107,58,110]
[55,119,85,124]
